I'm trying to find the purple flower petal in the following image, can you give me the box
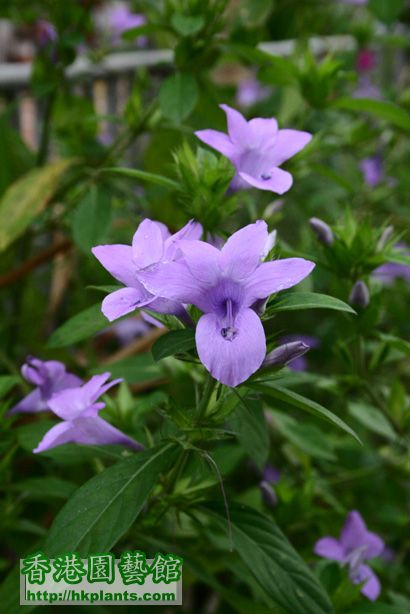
[69,416,142,450]
[164,219,203,260]
[314,537,345,561]
[139,261,207,310]
[269,129,312,166]
[341,511,384,559]
[353,564,381,601]
[220,104,249,145]
[244,258,315,304]
[195,308,266,386]
[9,388,46,414]
[101,286,153,321]
[220,221,268,280]
[178,240,220,284]
[246,117,279,149]
[33,421,75,453]
[132,219,166,269]
[195,129,236,160]
[92,244,136,286]
[239,168,293,194]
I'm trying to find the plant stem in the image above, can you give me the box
[36,92,55,166]
[195,374,216,425]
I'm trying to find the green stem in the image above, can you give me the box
[195,374,216,425]
[36,92,55,166]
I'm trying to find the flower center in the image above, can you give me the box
[261,172,272,180]
[220,299,238,341]
[344,545,368,578]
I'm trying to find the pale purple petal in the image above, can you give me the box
[269,129,312,166]
[178,240,221,284]
[48,387,90,420]
[132,219,165,269]
[195,308,266,387]
[247,117,278,149]
[101,286,153,321]
[353,564,381,601]
[138,261,208,310]
[220,221,268,280]
[92,244,136,286]
[220,104,249,145]
[69,416,142,450]
[340,510,368,553]
[21,358,49,386]
[239,168,293,194]
[314,537,345,561]
[58,373,83,391]
[195,129,236,160]
[8,389,46,414]
[244,258,315,304]
[33,421,76,453]
[164,219,203,260]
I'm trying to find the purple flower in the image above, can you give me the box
[92,218,202,322]
[35,20,57,48]
[236,76,271,108]
[138,221,315,387]
[34,373,142,453]
[260,464,281,508]
[107,3,146,46]
[195,105,312,194]
[314,510,384,601]
[262,463,281,484]
[356,49,376,74]
[9,357,82,415]
[279,335,319,372]
[373,243,410,284]
[109,318,151,345]
[360,156,383,187]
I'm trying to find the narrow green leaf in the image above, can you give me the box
[0,158,73,251]
[348,402,397,441]
[229,395,269,469]
[12,477,77,499]
[202,502,333,614]
[0,375,19,399]
[103,166,180,190]
[93,354,162,385]
[377,332,410,356]
[48,303,108,348]
[333,97,410,131]
[159,73,199,123]
[44,442,179,556]
[152,329,196,361]
[368,0,405,25]
[269,410,337,461]
[268,292,356,314]
[251,383,362,444]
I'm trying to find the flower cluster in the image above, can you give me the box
[9,358,140,453]
[94,219,315,387]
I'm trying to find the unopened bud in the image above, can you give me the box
[263,341,310,369]
[377,225,394,251]
[349,280,369,308]
[260,481,278,508]
[309,217,334,246]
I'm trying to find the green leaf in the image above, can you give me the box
[72,185,112,253]
[12,477,77,499]
[152,329,196,361]
[0,114,34,197]
[93,354,162,385]
[159,73,199,123]
[202,502,333,614]
[345,603,404,614]
[368,0,404,25]
[171,13,205,36]
[0,158,73,252]
[348,402,397,441]
[268,292,356,315]
[333,97,410,131]
[251,383,361,444]
[0,375,19,399]
[269,410,336,461]
[103,166,179,190]
[44,442,179,556]
[377,332,410,356]
[48,303,108,348]
[229,395,269,469]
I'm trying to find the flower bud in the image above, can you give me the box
[260,481,278,508]
[349,280,369,308]
[309,217,334,246]
[377,225,394,251]
[262,341,310,369]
